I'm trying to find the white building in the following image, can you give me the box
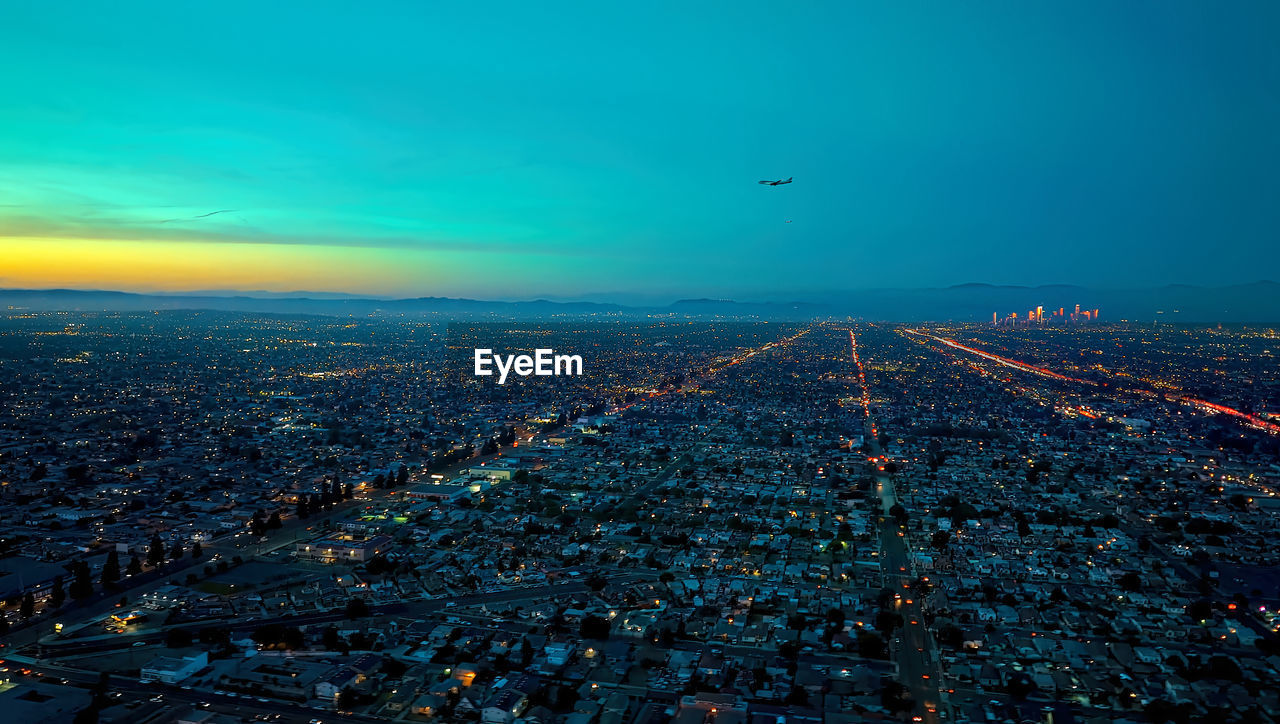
[141,651,208,684]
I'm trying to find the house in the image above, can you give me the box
[482,689,529,723]
[411,693,448,717]
[315,669,360,702]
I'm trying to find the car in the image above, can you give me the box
[310,719,324,724]
[131,641,147,647]
[150,695,164,703]
[257,697,270,703]
[198,702,211,709]
[445,602,457,608]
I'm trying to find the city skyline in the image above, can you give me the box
[4,1,1279,298]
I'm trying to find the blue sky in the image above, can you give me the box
[1,1,1277,301]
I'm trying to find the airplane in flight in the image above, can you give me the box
[758,177,793,186]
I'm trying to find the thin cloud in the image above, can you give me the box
[159,209,237,223]
[0,211,609,258]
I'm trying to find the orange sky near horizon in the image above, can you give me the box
[0,238,436,295]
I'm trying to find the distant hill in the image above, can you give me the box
[1,282,1277,322]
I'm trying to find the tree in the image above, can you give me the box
[166,627,194,648]
[580,615,611,640]
[50,576,67,609]
[785,685,809,706]
[880,680,910,713]
[322,625,342,650]
[101,550,120,586]
[266,512,282,529]
[1187,599,1213,622]
[147,536,165,567]
[191,541,203,559]
[296,496,310,519]
[889,502,908,525]
[937,623,963,648]
[342,482,354,499]
[169,541,184,560]
[930,530,951,550]
[345,598,370,619]
[20,591,35,619]
[70,560,94,600]
[875,609,901,635]
[126,555,143,576]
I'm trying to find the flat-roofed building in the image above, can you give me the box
[141,651,208,684]
[295,532,393,563]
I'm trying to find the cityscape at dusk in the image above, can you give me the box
[3,3,1280,724]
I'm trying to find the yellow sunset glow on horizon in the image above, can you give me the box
[0,238,433,295]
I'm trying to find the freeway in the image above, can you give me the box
[7,424,550,654]
[37,573,660,658]
[2,653,384,723]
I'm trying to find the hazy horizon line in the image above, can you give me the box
[2,279,1277,307]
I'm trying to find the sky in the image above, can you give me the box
[2,2,1277,302]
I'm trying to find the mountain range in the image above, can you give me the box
[1,282,1277,323]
